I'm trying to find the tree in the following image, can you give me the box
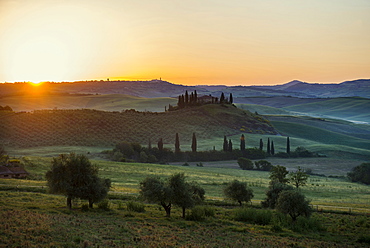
[276,190,312,221]
[220,92,225,103]
[45,153,111,209]
[168,173,205,218]
[158,138,164,151]
[0,145,9,165]
[259,139,263,150]
[267,138,271,155]
[140,176,173,217]
[194,90,198,103]
[254,160,273,171]
[237,157,254,170]
[271,140,275,155]
[289,166,309,189]
[240,134,245,151]
[175,133,180,153]
[286,137,290,154]
[191,133,197,152]
[228,139,233,152]
[223,136,228,152]
[140,173,205,218]
[269,165,289,184]
[185,90,189,105]
[229,93,233,104]
[348,163,370,185]
[261,182,294,209]
[224,180,254,206]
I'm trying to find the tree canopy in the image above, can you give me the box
[45,153,111,209]
[347,163,370,185]
[269,165,289,184]
[276,190,312,221]
[289,166,309,188]
[224,180,254,206]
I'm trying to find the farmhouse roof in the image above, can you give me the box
[0,166,13,175]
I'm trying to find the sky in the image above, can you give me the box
[0,0,370,86]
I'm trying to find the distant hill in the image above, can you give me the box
[0,104,276,148]
[1,79,369,99]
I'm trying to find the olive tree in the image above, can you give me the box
[224,180,254,206]
[276,190,312,221]
[46,153,111,209]
[140,173,205,218]
[269,165,289,184]
[289,166,309,189]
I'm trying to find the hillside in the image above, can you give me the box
[0,93,177,112]
[0,104,276,148]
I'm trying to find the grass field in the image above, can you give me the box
[1,157,370,247]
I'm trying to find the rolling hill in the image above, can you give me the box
[0,104,276,149]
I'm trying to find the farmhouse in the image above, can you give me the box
[0,164,29,179]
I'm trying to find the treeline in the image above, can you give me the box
[105,134,318,164]
[0,105,13,111]
[168,90,233,111]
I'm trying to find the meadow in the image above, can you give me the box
[1,157,370,247]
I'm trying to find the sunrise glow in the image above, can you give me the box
[1,0,370,85]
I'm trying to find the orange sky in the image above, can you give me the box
[1,0,370,86]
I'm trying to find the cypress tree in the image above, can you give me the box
[185,91,189,106]
[228,139,233,152]
[158,138,163,151]
[191,133,197,152]
[175,133,180,153]
[287,137,290,154]
[240,134,245,151]
[220,92,225,103]
[223,136,228,152]
[267,138,271,155]
[194,90,198,103]
[271,140,275,155]
[259,139,263,150]
[148,138,152,150]
[229,93,233,104]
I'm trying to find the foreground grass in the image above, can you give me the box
[1,190,370,248]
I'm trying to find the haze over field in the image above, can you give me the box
[1,0,370,85]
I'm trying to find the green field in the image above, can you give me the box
[1,157,370,247]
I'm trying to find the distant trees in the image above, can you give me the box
[224,180,254,206]
[237,157,254,170]
[347,163,370,185]
[286,137,290,154]
[0,105,13,112]
[191,133,197,153]
[175,91,233,110]
[140,173,205,218]
[223,136,228,152]
[45,153,111,209]
[240,134,245,151]
[175,133,180,153]
[259,139,263,150]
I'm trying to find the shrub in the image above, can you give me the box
[97,199,110,211]
[234,208,272,225]
[237,157,254,170]
[126,201,145,212]
[347,163,370,185]
[81,204,89,212]
[186,206,206,221]
[254,160,273,171]
[291,216,325,233]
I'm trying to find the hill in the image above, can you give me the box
[0,104,276,148]
[0,93,177,112]
[1,78,370,99]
